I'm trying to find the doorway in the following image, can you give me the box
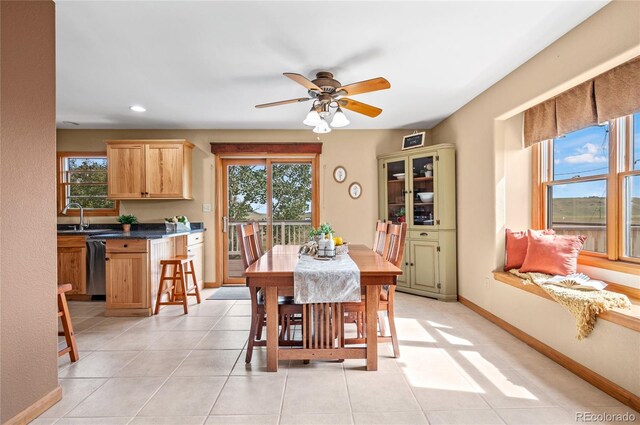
[218,156,319,285]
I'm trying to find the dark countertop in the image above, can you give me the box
[57,222,205,240]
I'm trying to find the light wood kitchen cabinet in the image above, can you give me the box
[104,232,205,316]
[105,251,148,310]
[378,143,457,300]
[57,236,87,295]
[107,143,146,198]
[186,237,204,289]
[106,139,193,200]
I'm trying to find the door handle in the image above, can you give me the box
[222,216,228,233]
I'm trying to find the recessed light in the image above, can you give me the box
[62,121,80,126]
[129,105,146,112]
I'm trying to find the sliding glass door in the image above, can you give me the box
[221,158,316,284]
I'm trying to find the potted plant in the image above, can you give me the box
[117,214,138,232]
[422,163,434,177]
[397,207,406,223]
[165,215,190,232]
[308,223,334,242]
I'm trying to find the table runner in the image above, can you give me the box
[293,254,361,304]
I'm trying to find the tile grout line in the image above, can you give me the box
[205,338,248,417]
[131,301,233,420]
[385,343,430,423]
[341,357,356,425]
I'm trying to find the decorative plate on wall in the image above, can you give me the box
[333,166,347,183]
[349,182,362,199]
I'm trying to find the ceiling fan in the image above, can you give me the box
[255,71,390,133]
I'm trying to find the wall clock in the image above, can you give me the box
[333,166,347,183]
[348,182,362,199]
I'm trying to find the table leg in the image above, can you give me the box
[366,284,379,371]
[265,286,279,372]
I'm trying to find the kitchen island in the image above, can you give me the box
[57,224,205,317]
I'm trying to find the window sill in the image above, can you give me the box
[492,271,640,333]
[578,255,640,275]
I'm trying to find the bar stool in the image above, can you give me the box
[154,256,202,315]
[58,283,79,362]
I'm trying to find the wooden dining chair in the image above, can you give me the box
[237,222,302,363]
[378,222,407,357]
[251,221,264,257]
[373,220,389,256]
[344,222,407,358]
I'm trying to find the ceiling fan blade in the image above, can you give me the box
[340,98,382,117]
[283,73,321,91]
[336,77,390,96]
[255,97,310,108]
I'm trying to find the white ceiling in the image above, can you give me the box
[56,1,607,130]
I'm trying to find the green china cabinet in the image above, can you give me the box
[378,143,457,300]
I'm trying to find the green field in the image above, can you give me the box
[552,197,640,224]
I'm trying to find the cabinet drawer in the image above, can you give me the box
[57,235,87,248]
[187,233,203,246]
[106,239,148,253]
[409,230,438,241]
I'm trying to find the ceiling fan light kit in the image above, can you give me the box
[312,118,332,134]
[330,107,350,128]
[256,71,390,132]
[303,107,322,127]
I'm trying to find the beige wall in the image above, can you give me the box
[56,129,430,283]
[431,1,640,395]
[1,1,59,421]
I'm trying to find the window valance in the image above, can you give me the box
[524,55,640,147]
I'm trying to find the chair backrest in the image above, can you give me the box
[251,221,264,257]
[373,220,389,255]
[236,222,261,270]
[385,222,407,268]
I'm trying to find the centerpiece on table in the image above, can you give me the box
[302,223,347,257]
[117,214,137,232]
[165,215,190,233]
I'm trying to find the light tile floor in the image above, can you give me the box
[35,290,638,425]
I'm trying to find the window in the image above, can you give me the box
[57,152,119,216]
[534,113,640,265]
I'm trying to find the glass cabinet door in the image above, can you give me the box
[384,159,408,224]
[410,155,436,227]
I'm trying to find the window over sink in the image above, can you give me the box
[57,152,119,216]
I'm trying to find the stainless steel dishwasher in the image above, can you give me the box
[86,239,106,296]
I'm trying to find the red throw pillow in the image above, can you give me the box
[504,228,555,271]
[519,230,586,276]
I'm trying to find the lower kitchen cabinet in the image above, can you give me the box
[104,232,205,316]
[186,233,204,289]
[105,252,148,310]
[186,241,204,289]
[57,236,87,295]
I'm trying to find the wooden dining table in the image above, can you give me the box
[244,244,402,372]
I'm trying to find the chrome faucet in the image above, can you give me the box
[62,202,88,230]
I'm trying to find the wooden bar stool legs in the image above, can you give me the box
[154,256,201,315]
[58,284,79,363]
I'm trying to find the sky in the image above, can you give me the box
[552,114,640,199]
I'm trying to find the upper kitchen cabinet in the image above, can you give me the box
[106,139,194,200]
